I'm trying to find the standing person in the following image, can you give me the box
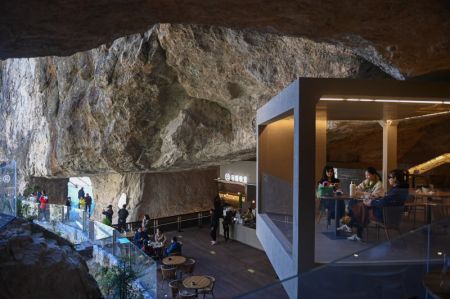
[142,214,151,236]
[78,187,85,201]
[84,193,92,217]
[65,196,72,221]
[118,204,129,232]
[102,204,114,226]
[210,209,219,245]
[38,191,48,221]
[223,208,233,242]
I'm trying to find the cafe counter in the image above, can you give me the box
[218,219,263,250]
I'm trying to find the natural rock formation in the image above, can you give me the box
[1,1,449,77]
[327,114,450,168]
[0,24,390,189]
[0,219,101,299]
[92,167,219,222]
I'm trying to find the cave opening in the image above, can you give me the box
[68,177,95,217]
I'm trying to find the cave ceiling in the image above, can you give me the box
[1,0,450,77]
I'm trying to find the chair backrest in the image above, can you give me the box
[205,275,215,289]
[183,258,196,274]
[161,266,177,280]
[179,290,196,299]
[382,206,404,228]
[169,280,181,299]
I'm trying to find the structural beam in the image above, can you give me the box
[379,120,399,191]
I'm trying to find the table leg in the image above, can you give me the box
[335,200,340,238]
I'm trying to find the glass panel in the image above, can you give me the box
[258,114,294,245]
[0,161,17,216]
[238,219,450,299]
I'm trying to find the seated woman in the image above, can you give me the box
[318,165,344,225]
[356,167,384,198]
[243,207,255,223]
[165,236,182,256]
[339,167,385,232]
[346,169,409,241]
[154,228,167,245]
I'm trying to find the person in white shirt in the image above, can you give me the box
[356,167,384,199]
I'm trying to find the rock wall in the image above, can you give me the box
[91,167,219,223]
[0,23,390,186]
[1,1,449,77]
[27,177,69,204]
[0,219,101,299]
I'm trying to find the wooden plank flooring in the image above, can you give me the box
[157,226,283,299]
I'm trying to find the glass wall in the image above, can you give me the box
[0,161,16,216]
[258,114,294,246]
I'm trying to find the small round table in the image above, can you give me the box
[423,271,450,299]
[162,256,186,266]
[183,275,211,290]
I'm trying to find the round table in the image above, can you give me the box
[162,256,186,266]
[423,271,450,299]
[183,275,211,290]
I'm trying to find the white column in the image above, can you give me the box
[379,120,399,191]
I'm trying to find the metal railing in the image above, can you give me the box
[18,199,157,298]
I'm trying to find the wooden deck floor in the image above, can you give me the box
[157,226,282,299]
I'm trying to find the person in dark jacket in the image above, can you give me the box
[84,193,92,217]
[102,204,114,225]
[78,187,85,201]
[165,236,182,256]
[133,227,148,249]
[318,165,343,225]
[210,209,219,245]
[223,209,233,241]
[118,204,129,232]
[347,169,409,241]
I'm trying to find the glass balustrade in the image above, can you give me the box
[237,218,450,299]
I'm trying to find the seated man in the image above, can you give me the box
[243,207,256,223]
[165,236,182,256]
[133,227,148,249]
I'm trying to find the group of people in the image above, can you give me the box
[134,224,182,258]
[77,187,93,217]
[209,195,256,245]
[319,165,409,241]
[101,204,129,231]
[27,191,49,221]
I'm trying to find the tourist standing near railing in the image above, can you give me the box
[38,191,48,221]
[210,209,219,245]
[118,205,129,232]
[65,196,72,221]
[102,204,113,225]
[78,187,85,201]
[85,193,92,217]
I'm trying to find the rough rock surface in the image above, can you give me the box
[0,24,390,188]
[0,219,101,299]
[327,114,450,168]
[91,167,218,223]
[1,1,449,77]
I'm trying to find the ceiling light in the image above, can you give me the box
[375,99,443,104]
[320,98,344,101]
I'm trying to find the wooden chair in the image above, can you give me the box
[198,275,215,299]
[169,279,182,299]
[179,289,196,299]
[404,194,426,226]
[161,265,177,290]
[181,258,196,278]
[367,206,404,241]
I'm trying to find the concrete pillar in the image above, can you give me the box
[379,120,399,191]
[315,110,327,184]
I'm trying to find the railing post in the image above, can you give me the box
[177,216,181,232]
[112,229,118,256]
[61,206,65,223]
[198,212,202,228]
[153,219,158,235]
[88,220,95,241]
[82,211,87,232]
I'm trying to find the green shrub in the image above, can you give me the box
[102,217,112,226]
